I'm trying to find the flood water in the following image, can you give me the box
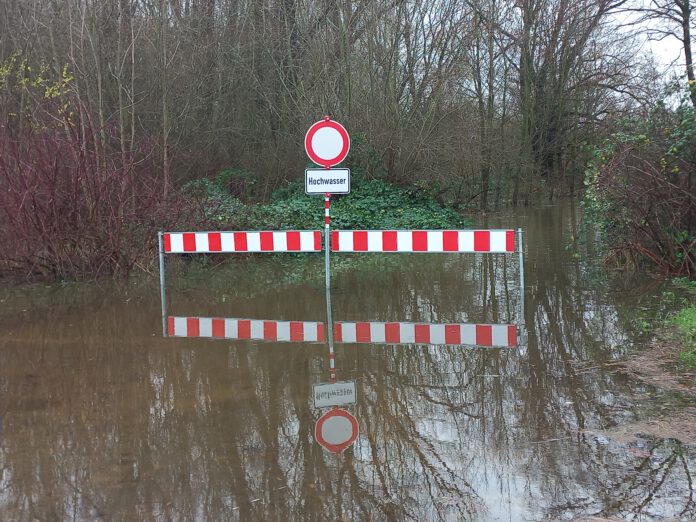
[1,204,694,521]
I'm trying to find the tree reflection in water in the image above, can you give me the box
[0,204,694,520]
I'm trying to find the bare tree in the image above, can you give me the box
[0,0,655,206]
[627,0,696,107]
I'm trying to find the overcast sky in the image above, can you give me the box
[650,34,684,72]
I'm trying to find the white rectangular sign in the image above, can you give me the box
[305,168,350,195]
[313,380,356,408]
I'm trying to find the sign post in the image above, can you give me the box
[305,116,351,382]
[324,193,335,380]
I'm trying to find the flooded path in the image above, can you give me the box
[0,204,694,521]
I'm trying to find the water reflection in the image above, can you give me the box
[168,316,326,343]
[167,316,519,348]
[0,205,694,520]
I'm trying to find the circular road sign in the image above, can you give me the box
[314,408,359,454]
[304,117,350,168]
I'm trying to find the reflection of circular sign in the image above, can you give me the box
[314,408,359,453]
[304,118,350,168]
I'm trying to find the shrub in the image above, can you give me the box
[184,168,471,231]
[584,96,696,275]
[672,307,696,368]
[0,52,204,281]
[0,111,198,281]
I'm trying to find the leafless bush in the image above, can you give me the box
[0,99,194,281]
[595,142,696,275]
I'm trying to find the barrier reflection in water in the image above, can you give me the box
[167,315,518,348]
[164,309,520,460]
[167,316,326,343]
[334,321,517,347]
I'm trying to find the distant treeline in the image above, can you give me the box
[2,0,690,207]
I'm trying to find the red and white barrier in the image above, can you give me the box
[334,321,517,347]
[163,231,322,254]
[162,229,516,253]
[168,316,325,342]
[330,229,515,253]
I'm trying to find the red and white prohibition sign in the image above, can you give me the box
[304,117,350,168]
[314,408,359,453]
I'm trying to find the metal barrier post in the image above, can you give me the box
[158,231,168,337]
[517,228,525,345]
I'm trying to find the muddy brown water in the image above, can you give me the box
[0,204,694,521]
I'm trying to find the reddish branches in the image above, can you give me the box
[596,141,696,276]
[0,99,192,281]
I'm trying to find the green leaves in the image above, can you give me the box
[186,166,471,231]
[672,307,696,370]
